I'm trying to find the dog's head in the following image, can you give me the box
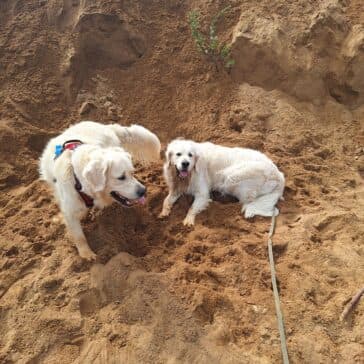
[165,139,200,179]
[78,146,146,207]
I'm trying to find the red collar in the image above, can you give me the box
[74,173,94,208]
[63,139,83,152]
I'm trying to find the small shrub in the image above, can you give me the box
[188,6,235,71]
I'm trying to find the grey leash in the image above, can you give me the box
[268,215,290,364]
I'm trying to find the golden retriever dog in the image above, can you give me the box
[40,121,161,260]
[159,139,284,225]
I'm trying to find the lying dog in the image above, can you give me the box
[40,121,160,260]
[160,139,284,225]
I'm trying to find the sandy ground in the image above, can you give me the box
[0,0,363,363]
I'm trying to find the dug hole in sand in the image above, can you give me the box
[0,0,363,363]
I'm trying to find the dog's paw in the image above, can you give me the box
[52,213,64,225]
[158,210,170,219]
[79,249,97,261]
[183,215,195,226]
[244,209,255,219]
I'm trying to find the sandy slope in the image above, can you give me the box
[0,0,363,363]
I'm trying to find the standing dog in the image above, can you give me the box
[40,121,160,260]
[160,139,284,225]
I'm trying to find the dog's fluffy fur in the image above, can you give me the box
[39,121,161,260]
[160,139,285,225]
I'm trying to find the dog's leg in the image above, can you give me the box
[183,194,210,226]
[159,192,181,218]
[51,154,96,261]
[63,212,97,261]
[243,192,281,219]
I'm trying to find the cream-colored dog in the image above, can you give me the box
[40,121,161,260]
[160,139,284,225]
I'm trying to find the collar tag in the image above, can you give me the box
[55,144,63,158]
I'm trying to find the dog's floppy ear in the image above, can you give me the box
[166,149,173,166]
[194,149,206,174]
[83,159,108,192]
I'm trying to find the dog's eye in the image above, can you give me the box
[176,152,182,157]
[188,153,193,157]
[118,174,126,181]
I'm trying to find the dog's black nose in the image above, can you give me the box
[137,186,146,197]
[181,161,190,169]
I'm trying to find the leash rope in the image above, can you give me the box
[268,215,290,364]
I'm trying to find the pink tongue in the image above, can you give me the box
[180,171,188,178]
[138,196,146,205]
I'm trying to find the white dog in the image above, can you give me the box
[160,139,284,225]
[40,121,161,260]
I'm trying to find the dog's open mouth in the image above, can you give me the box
[110,191,146,207]
[176,166,189,179]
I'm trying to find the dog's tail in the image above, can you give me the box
[110,124,161,164]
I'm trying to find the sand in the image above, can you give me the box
[0,0,363,363]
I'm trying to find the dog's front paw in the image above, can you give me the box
[158,210,170,219]
[78,248,97,261]
[183,215,195,226]
[52,213,64,225]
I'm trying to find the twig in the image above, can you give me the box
[340,287,364,321]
